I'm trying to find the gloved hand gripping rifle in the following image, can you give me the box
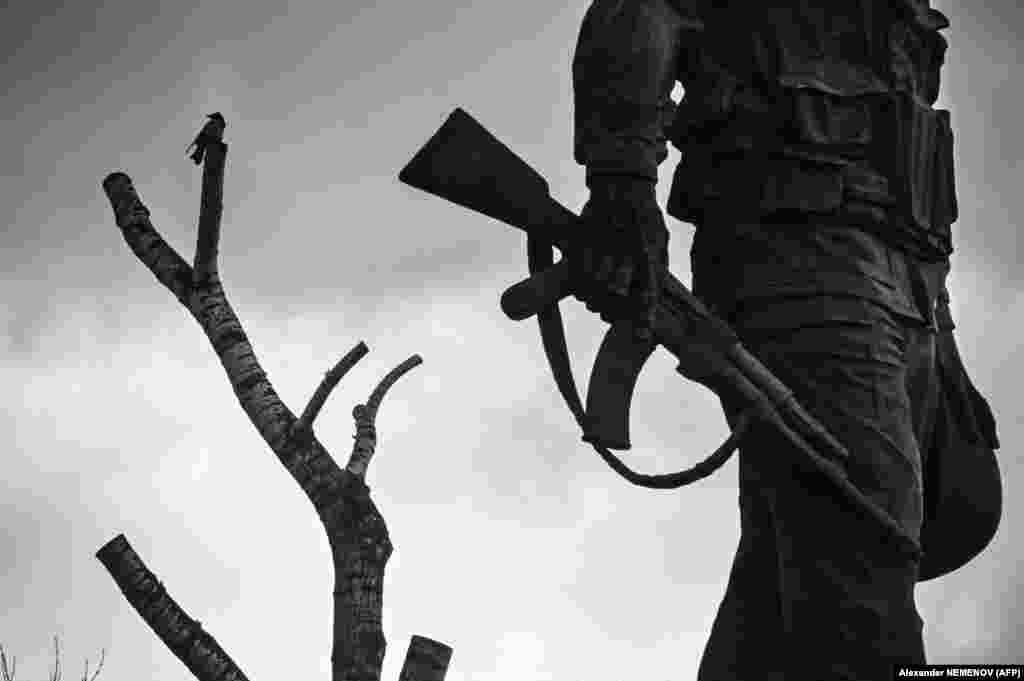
[399,108,920,557]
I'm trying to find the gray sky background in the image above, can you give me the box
[2,1,1021,679]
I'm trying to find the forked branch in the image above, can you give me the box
[100,114,450,681]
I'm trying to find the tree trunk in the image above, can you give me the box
[98,114,451,681]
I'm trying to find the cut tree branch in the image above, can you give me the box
[102,115,449,681]
[102,170,321,493]
[295,341,371,438]
[96,535,249,681]
[366,355,424,418]
[348,354,423,479]
[398,636,453,681]
[324,354,424,679]
[49,636,59,681]
[193,132,226,282]
[102,172,193,306]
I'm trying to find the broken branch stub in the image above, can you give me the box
[294,341,372,440]
[347,355,423,479]
[96,535,249,681]
[398,636,453,681]
[193,122,227,283]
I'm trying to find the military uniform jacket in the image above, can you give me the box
[573,0,956,261]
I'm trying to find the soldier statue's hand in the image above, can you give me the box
[571,175,669,340]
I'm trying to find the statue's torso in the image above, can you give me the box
[666,0,955,261]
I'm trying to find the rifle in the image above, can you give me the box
[399,107,921,559]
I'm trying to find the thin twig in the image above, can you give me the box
[50,636,60,681]
[294,342,370,439]
[83,648,105,681]
[0,644,14,681]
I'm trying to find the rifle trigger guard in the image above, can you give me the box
[526,232,741,488]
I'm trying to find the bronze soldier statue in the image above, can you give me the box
[570,1,999,678]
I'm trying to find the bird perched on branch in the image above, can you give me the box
[186,112,226,165]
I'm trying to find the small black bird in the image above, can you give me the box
[186,112,226,165]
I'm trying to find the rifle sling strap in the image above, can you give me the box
[526,234,742,488]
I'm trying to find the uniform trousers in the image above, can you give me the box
[690,217,943,680]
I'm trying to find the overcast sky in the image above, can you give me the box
[2,1,1021,679]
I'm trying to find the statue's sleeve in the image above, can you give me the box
[572,0,701,183]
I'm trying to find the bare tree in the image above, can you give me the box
[97,115,452,681]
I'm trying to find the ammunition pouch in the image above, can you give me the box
[667,83,957,261]
[864,92,957,259]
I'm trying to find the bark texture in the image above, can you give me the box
[99,115,450,681]
[96,535,248,681]
[398,637,454,681]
